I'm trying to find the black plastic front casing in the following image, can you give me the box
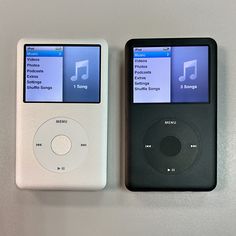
[125,38,217,191]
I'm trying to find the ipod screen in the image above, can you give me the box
[24,45,100,103]
[133,46,209,103]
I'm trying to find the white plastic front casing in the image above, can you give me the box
[16,39,108,190]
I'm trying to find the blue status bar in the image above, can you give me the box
[134,51,171,58]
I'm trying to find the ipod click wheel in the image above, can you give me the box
[16,39,108,190]
[33,117,88,173]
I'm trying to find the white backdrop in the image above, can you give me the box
[0,0,235,235]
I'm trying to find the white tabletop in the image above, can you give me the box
[0,0,234,235]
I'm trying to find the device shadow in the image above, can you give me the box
[215,46,228,191]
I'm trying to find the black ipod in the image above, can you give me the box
[125,38,217,191]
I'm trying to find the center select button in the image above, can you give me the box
[160,136,182,156]
[51,135,72,155]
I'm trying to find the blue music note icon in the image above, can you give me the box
[178,59,197,82]
[71,60,89,81]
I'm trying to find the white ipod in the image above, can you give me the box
[16,39,108,190]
